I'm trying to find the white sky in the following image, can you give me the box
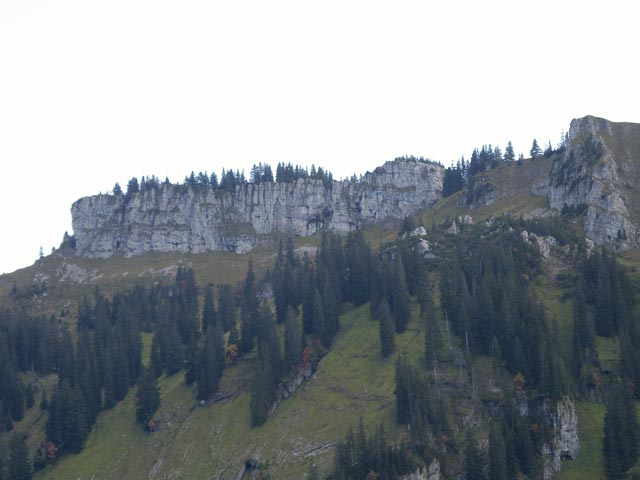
[1,1,638,274]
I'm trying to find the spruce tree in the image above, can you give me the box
[300,258,314,334]
[217,284,236,333]
[25,384,35,409]
[202,285,216,331]
[39,390,48,411]
[465,434,486,480]
[284,307,303,372]
[504,141,515,162]
[572,280,597,390]
[273,242,288,324]
[603,381,640,478]
[163,322,184,376]
[196,326,225,401]
[312,289,329,348]
[250,340,277,427]
[135,368,160,429]
[378,302,395,358]
[322,274,341,341]
[530,139,542,158]
[391,254,411,333]
[488,421,508,480]
[240,260,259,354]
[8,433,31,480]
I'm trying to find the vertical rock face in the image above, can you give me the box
[402,459,440,480]
[542,396,580,479]
[546,116,640,250]
[71,159,444,259]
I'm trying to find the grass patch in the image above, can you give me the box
[596,336,620,374]
[141,332,153,366]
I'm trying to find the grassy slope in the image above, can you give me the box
[0,246,281,319]
[416,154,554,229]
[34,303,424,480]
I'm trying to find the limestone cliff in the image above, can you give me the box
[544,116,640,249]
[453,115,640,250]
[71,159,444,258]
[542,396,580,479]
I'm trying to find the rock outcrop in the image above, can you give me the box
[544,116,640,250]
[542,396,580,479]
[71,159,444,258]
[402,460,440,480]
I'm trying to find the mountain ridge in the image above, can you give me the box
[71,158,443,259]
[68,115,640,262]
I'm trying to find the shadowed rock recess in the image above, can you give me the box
[71,159,444,258]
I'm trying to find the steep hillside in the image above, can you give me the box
[2,116,640,480]
[30,303,424,479]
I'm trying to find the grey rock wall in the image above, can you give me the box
[71,159,444,258]
[546,116,637,249]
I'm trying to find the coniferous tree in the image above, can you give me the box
[378,302,395,358]
[202,285,216,332]
[196,326,225,401]
[424,303,442,374]
[217,284,236,333]
[0,442,5,480]
[250,340,277,427]
[240,260,259,354]
[301,260,316,334]
[514,417,538,479]
[391,254,411,333]
[150,331,163,378]
[572,279,598,392]
[163,322,184,376]
[504,141,515,162]
[183,338,198,386]
[312,289,329,348]
[465,434,486,480]
[135,368,160,429]
[57,330,76,387]
[488,421,508,480]
[603,381,639,478]
[8,433,31,480]
[46,380,89,454]
[25,384,35,409]
[345,231,371,305]
[273,242,288,325]
[109,330,130,402]
[322,274,341,342]
[284,308,303,373]
[443,165,464,197]
[39,390,48,411]
[369,254,385,321]
[0,364,24,423]
[284,237,302,308]
[250,303,282,427]
[76,323,101,420]
[530,139,542,158]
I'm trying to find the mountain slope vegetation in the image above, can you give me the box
[2,116,640,479]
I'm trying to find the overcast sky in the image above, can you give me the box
[1,1,638,274]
